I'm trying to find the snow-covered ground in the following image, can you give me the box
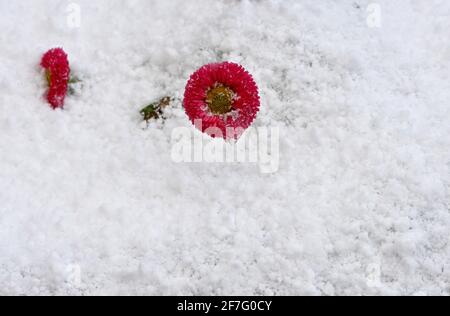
[0,0,449,295]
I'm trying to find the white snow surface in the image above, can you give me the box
[0,0,449,296]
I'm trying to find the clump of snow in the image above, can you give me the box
[0,0,449,295]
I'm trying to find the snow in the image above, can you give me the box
[0,0,449,296]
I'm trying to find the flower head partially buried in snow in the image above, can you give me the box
[41,48,70,109]
[183,62,260,140]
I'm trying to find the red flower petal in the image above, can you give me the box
[41,48,70,109]
[183,62,260,139]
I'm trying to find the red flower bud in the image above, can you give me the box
[41,48,70,109]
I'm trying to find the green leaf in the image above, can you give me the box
[68,76,81,84]
[140,96,172,122]
[140,104,161,121]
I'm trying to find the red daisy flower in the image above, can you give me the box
[40,48,70,109]
[183,62,260,139]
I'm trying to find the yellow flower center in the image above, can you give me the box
[206,85,234,115]
[46,70,52,86]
